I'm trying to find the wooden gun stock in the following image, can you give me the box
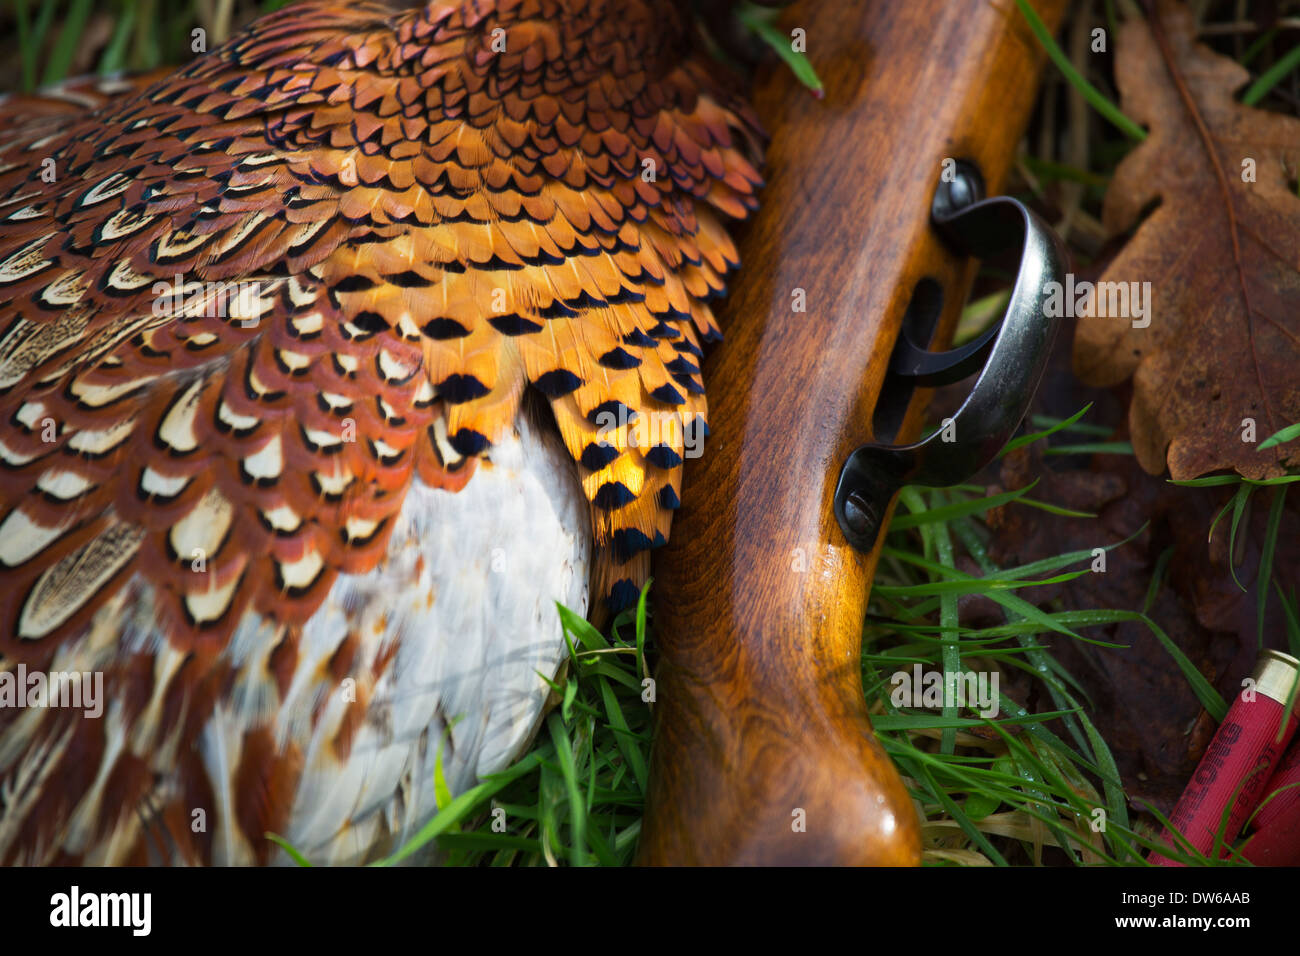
[641,0,1068,865]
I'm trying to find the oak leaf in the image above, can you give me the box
[1072,0,1300,480]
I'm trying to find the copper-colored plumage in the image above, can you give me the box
[0,0,760,864]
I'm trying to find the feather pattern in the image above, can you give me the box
[0,0,760,864]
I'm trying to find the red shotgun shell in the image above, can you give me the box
[1240,812,1300,866]
[1251,738,1300,833]
[1240,739,1300,865]
[1148,649,1300,866]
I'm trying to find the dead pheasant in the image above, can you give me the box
[0,0,761,864]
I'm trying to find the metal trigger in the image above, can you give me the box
[833,162,1069,553]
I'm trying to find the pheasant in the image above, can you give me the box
[0,0,762,864]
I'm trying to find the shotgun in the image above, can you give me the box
[641,0,1070,865]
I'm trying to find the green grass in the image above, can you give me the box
[368,589,654,867]
[867,468,1215,866]
[735,0,823,96]
[1013,0,1147,143]
[7,0,295,88]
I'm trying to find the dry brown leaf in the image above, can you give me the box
[1072,0,1300,480]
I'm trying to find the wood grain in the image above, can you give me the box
[640,0,1067,865]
